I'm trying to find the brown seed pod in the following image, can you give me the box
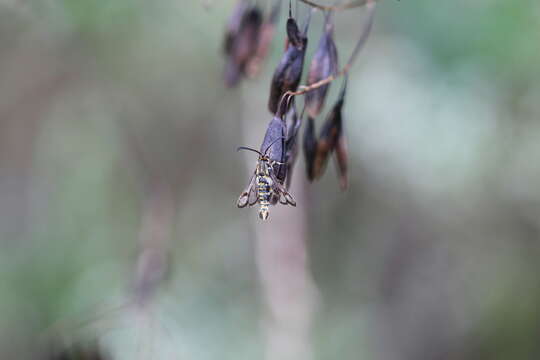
[305,13,339,118]
[223,0,249,56]
[313,78,346,179]
[303,116,317,181]
[223,3,263,87]
[246,0,282,78]
[284,103,303,188]
[268,11,311,114]
[334,134,349,190]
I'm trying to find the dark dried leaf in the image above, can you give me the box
[286,18,303,48]
[223,4,263,87]
[233,7,263,66]
[223,0,249,55]
[334,134,349,190]
[246,0,281,77]
[303,116,317,181]
[268,12,311,114]
[313,78,346,178]
[305,13,339,118]
[284,104,302,188]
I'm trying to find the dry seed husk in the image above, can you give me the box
[223,0,249,55]
[303,116,318,181]
[284,104,302,188]
[305,13,339,118]
[224,5,262,87]
[334,134,349,190]
[268,13,311,114]
[246,0,281,77]
[313,79,346,178]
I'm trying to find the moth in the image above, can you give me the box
[237,117,296,220]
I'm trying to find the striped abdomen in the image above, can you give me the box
[257,175,272,220]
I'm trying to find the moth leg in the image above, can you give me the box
[237,174,256,208]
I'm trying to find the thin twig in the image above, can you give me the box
[282,0,375,104]
[299,0,376,12]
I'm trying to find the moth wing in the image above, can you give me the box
[248,182,258,206]
[237,174,256,208]
[269,170,296,207]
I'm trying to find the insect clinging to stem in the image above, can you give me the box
[237,135,296,221]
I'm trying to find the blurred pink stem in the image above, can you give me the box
[254,179,319,360]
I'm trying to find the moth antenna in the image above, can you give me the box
[237,146,263,156]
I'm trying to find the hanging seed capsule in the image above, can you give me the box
[246,0,282,78]
[303,116,317,181]
[223,1,248,55]
[284,104,302,188]
[268,11,311,114]
[334,134,349,190]
[224,4,262,87]
[223,0,249,86]
[305,12,339,118]
[313,78,346,179]
[286,17,303,48]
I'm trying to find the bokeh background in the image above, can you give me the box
[1,0,539,359]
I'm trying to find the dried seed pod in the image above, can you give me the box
[305,13,339,118]
[223,3,263,87]
[313,78,346,179]
[223,1,249,86]
[268,11,311,114]
[284,104,303,188]
[246,0,282,77]
[286,17,303,48]
[303,116,317,181]
[223,1,248,54]
[334,134,349,190]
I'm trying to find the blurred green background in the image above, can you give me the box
[1,0,539,359]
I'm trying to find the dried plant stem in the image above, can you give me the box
[299,0,376,12]
[282,0,375,104]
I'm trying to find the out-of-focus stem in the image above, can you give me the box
[242,101,319,360]
[133,182,174,307]
[254,179,318,360]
